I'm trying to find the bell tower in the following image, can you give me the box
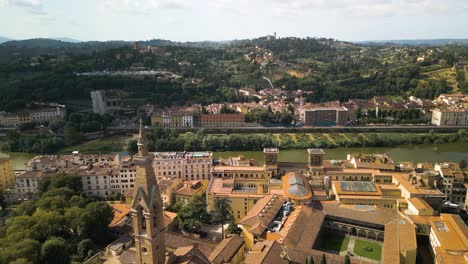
[132,119,165,264]
[263,148,279,178]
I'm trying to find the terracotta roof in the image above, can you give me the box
[208,235,244,264]
[175,180,207,197]
[0,158,11,165]
[317,201,401,226]
[110,203,132,226]
[243,240,347,264]
[164,232,217,257]
[392,173,444,196]
[383,218,417,264]
[240,194,288,235]
[170,244,211,264]
[408,197,435,213]
[282,207,325,250]
[16,170,47,179]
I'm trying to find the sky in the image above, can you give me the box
[0,0,468,42]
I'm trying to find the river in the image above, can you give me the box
[213,142,468,165]
[1,142,467,169]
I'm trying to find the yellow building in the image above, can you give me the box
[150,114,163,127]
[173,180,208,204]
[208,234,244,264]
[406,197,436,216]
[207,177,270,222]
[429,214,468,263]
[211,165,272,179]
[0,158,14,191]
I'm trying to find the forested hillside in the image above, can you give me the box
[1,37,467,111]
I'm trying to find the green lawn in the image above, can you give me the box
[58,135,132,154]
[319,232,350,252]
[353,239,382,261]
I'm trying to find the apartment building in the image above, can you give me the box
[201,113,245,127]
[9,152,128,200]
[30,104,66,124]
[431,108,468,126]
[153,152,212,181]
[151,107,199,128]
[206,177,270,222]
[0,158,14,191]
[110,159,137,195]
[0,103,66,127]
[0,112,31,127]
[434,162,467,206]
[300,107,348,126]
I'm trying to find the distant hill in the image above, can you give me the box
[54,37,81,43]
[0,36,13,44]
[139,38,232,48]
[0,38,132,63]
[1,38,75,48]
[355,39,468,46]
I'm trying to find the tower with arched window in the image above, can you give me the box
[131,120,165,264]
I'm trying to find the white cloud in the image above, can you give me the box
[1,0,46,15]
[268,0,468,17]
[102,0,188,14]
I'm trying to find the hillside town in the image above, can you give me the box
[1,122,467,264]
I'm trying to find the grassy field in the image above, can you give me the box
[58,135,133,154]
[319,232,350,252]
[421,67,458,91]
[353,239,382,261]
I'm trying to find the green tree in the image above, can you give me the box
[9,259,32,264]
[210,198,234,238]
[41,238,70,264]
[64,124,82,146]
[166,201,184,213]
[38,173,82,194]
[226,222,242,236]
[80,202,114,243]
[14,200,37,216]
[0,239,41,264]
[75,239,94,262]
[177,195,210,234]
[459,160,467,169]
[344,254,350,264]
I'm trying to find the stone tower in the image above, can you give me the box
[307,148,325,167]
[131,120,165,264]
[263,148,279,178]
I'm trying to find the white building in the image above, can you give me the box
[91,90,106,115]
[431,108,468,126]
[153,152,213,181]
[110,160,137,194]
[30,105,66,124]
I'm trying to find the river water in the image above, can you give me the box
[213,142,468,165]
[1,142,467,169]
